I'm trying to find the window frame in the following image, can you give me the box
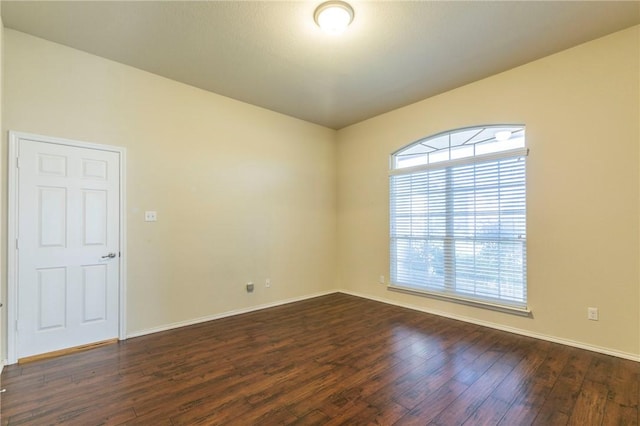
[388,125,530,316]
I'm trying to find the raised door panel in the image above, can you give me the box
[82,190,107,246]
[37,267,67,331]
[38,187,67,248]
[82,265,108,323]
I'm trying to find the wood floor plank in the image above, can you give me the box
[492,339,550,405]
[497,342,573,425]
[1,293,636,425]
[602,355,640,425]
[567,378,609,426]
[531,349,594,425]
[431,356,515,425]
[394,378,470,425]
[391,329,487,410]
[356,400,409,425]
[463,395,512,426]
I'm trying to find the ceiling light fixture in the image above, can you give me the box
[314,1,354,35]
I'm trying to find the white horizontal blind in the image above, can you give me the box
[390,152,527,309]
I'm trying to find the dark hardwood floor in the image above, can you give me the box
[1,293,638,425]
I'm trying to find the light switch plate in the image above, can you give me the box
[145,211,157,222]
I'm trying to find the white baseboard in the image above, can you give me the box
[339,289,640,363]
[126,289,340,339]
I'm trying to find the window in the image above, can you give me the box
[389,125,528,313]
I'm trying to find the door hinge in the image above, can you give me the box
[15,319,19,331]
[16,156,20,168]
[16,239,19,250]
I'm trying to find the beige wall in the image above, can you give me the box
[2,30,337,353]
[337,26,640,358]
[3,25,639,362]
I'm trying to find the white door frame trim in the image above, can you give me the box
[7,131,127,365]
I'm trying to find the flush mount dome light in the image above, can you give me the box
[314,1,354,35]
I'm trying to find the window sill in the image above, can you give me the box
[387,285,532,317]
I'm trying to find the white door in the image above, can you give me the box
[16,137,121,359]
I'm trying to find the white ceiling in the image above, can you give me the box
[2,1,639,129]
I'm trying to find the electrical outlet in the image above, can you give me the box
[144,211,157,222]
[265,278,271,288]
[379,275,385,284]
[587,307,598,321]
[246,282,254,293]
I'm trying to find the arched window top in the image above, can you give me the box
[392,125,525,170]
